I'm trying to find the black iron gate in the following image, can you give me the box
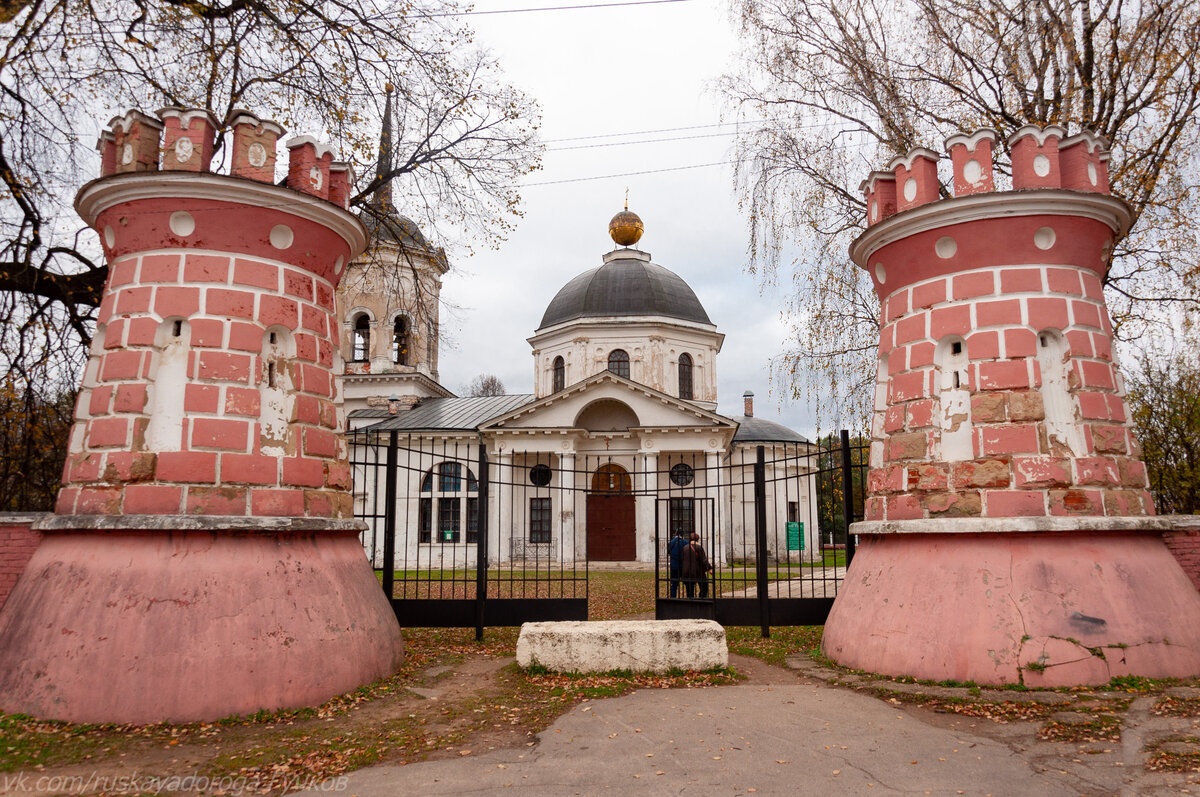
[351,430,588,639]
[351,426,867,637]
[654,432,867,631]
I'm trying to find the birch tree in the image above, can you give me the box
[722,0,1200,427]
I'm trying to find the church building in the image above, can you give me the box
[338,109,816,567]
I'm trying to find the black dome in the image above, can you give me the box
[538,254,712,329]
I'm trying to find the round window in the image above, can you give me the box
[669,463,694,487]
[529,464,552,487]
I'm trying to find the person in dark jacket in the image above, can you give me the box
[679,532,711,598]
[667,531,687,597]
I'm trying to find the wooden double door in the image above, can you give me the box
[586,463,636,561]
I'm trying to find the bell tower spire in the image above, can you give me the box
[373,82,395,211]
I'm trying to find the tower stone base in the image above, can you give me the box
[0,517,404,724]
[823,523,1200,687]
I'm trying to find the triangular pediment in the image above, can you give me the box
[478,371,737,435]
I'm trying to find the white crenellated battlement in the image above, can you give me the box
[94,108,355,210]
[861,125,1113,228]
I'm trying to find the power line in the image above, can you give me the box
[525,160,730,186]
[547,130,740,151]
[422,0,695,17]
[543,121,738,144]
[541,119,830,149]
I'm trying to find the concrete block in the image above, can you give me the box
[516,620,727,674]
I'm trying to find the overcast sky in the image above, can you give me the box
[433,0,823,436]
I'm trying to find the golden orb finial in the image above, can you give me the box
[608,201,644,247]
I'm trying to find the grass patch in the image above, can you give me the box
[1152,695,1200,717]
[859,689,1053,723]
[1145,737,1200,773]
[1037,713,1122,743]
[725,626,823,667]
[0,715,111,772]
[1104,674,1180,693]
[518,665,740,712]
[588,571,655,619]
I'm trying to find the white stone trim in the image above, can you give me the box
[849,190,1132,267]
[35,515,366,532]
[1060,131,1108,153]
[156,107,220,128]
[284,135,338,160]
[1006,124,1068,146]
[530,314,721,342]
[602,248,651,263]
[108,109,163,133]
[887,147,940,172]
[852,516,1171,536]
[226,110,286,137]
[858,170,895,194]
[944,129,998,152]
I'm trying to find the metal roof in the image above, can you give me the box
[731,416,810,444]
[538,257,712,329]
[355,394,535,432]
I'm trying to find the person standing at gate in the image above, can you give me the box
[680,532,711,598]
[667,530,687,598]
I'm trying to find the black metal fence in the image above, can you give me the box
[655,432,869,631]
[350,428,868,638]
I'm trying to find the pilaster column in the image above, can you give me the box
[491,449,512,564]
[706,450,726,565]
[558,450,576,562]
[636,450,659,563]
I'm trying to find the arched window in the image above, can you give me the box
[418,462,479,544]
[392,316,409,365]
[591,463,632,494]
[552,356,565,392]
[678,353,693,400]
[607,349,630,379]
[351,313,370,362]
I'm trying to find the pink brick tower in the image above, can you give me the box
[823,126,1200,686]
[0,108,403,723]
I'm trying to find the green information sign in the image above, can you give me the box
[786,521,804,551]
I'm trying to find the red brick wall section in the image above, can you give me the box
[1165,516,1200,593]
[0,514,46,612]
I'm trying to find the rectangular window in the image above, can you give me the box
[529,497,552,544]
[467,497,480,544]
[787,501,799,524]
[669,498,694,538]
[438,497,460,543]
[419,497,432,544]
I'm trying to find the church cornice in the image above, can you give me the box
[529,316,722,348]
[341,370,454,397]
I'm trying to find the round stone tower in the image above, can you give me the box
[0,108,404,723]
[822,126,1200,686]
